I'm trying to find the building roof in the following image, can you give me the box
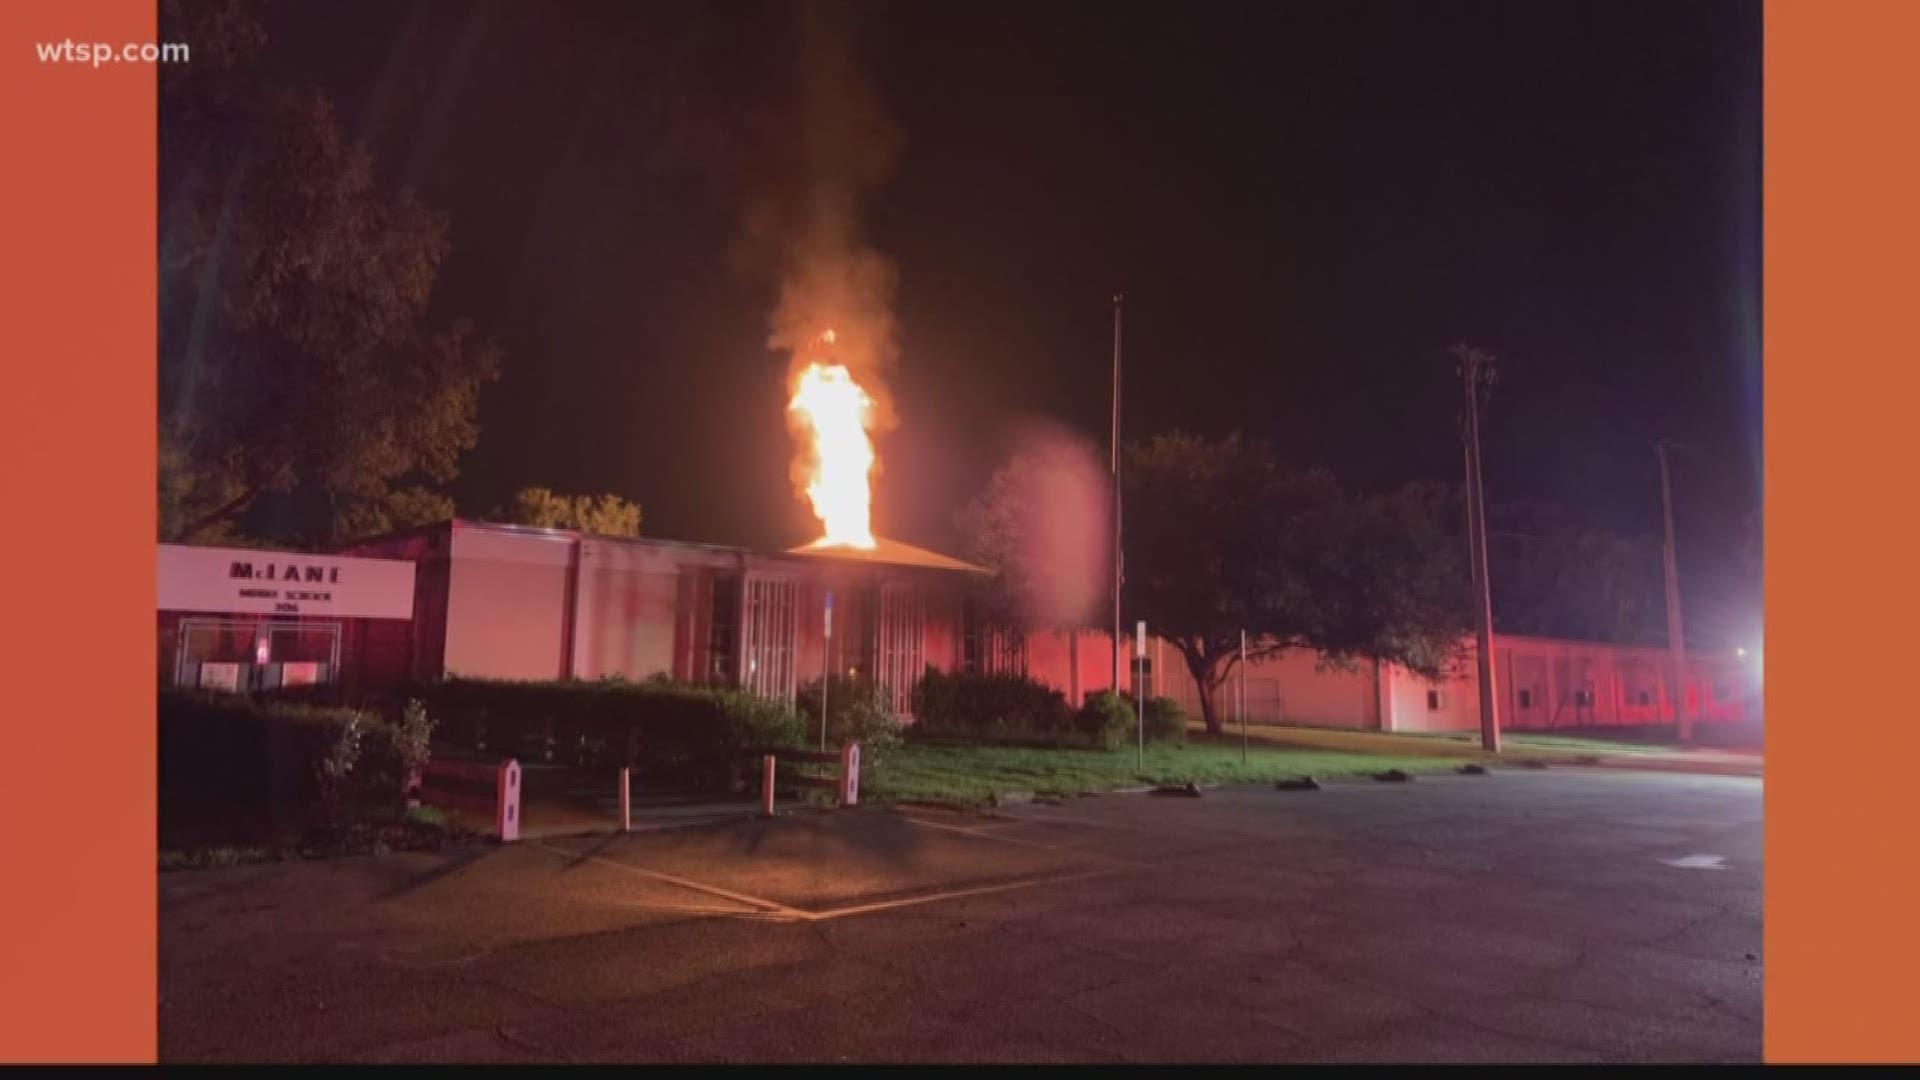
[784,537,989,574]
[340,518,987,575]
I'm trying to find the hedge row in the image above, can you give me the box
[909,668,1188,750]
[158,691,433,846]
[412,676,807,786]
[911,666,1075,740]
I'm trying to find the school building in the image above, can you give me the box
[158,519,1759,732]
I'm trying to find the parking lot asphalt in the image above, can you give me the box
[159,767,1762,1063]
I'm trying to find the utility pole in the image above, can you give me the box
[1111,294,1124,703]
[1656,440,1691,743]
[1454,345,1501,753]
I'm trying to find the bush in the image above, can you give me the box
[911,666,1074,742]
[798,675,904,765]
[1075,690,1136,751]
[1143,696,1187,746]
[356,698,436,817]
[711,688,808,752]
[159,690,400,844]
[837,690,904,766]
[412,677,804,791]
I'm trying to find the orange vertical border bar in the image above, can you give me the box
[0,0,157,1064]
[1765,0,1920,1064]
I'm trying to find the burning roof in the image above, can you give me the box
[785,537,987,574]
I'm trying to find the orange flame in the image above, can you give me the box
[789,352,877,549]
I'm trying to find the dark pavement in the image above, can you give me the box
[159,769,1762,1063]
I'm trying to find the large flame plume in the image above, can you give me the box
[789,331,878,548]
[687,3,899,549]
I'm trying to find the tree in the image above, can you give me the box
[157,0,499,546]
[1123,432,1471,733]
[495,488,643,537]
[330,486,459,544]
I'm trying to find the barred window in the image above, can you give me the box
[742,577,798,700]
[708,575,740,683]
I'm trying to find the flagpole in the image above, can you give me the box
[1110,294,1124,706]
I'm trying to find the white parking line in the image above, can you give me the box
[534,832,1139,924]
[804,868,1127,921]
[530,841,810,920]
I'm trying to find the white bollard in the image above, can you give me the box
[840,742,861,807]
[619,766,632,832]
[762,754,777,818]
[497,759,522,843]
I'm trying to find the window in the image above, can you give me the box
[707,575,740,683]
[991,630,1029,676]
[877,584,925,716]
[1426,689,1444,711]
[172,617,341,692]
[830,586,877,680]
[961,594,1027,676]
[1517,688,1534,709]
[1636,689,1654,707]
[961,595,982,675]
[742,577,799,700]
[1573,687,1595,707]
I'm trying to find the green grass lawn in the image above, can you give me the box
[864,734,1459,806]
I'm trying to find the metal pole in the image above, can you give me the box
[1239,630,1248,763]
[1121,645,1136,764]
[820,590,833,751]
[1458,346,1501,753]
[1657,441,1691,743]
[1111,294,1124,705]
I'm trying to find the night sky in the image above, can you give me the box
[251,0,1760,603]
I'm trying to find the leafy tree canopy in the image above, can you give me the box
[495,488,643,537]
[157,0,499,547]
[1122,431,1471,732]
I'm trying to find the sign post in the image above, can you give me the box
[1239,630,1249,764]
[1135,620,1147,768]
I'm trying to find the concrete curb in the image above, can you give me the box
[1569,756,1763,778]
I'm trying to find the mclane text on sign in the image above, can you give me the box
[157,544,416,620]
